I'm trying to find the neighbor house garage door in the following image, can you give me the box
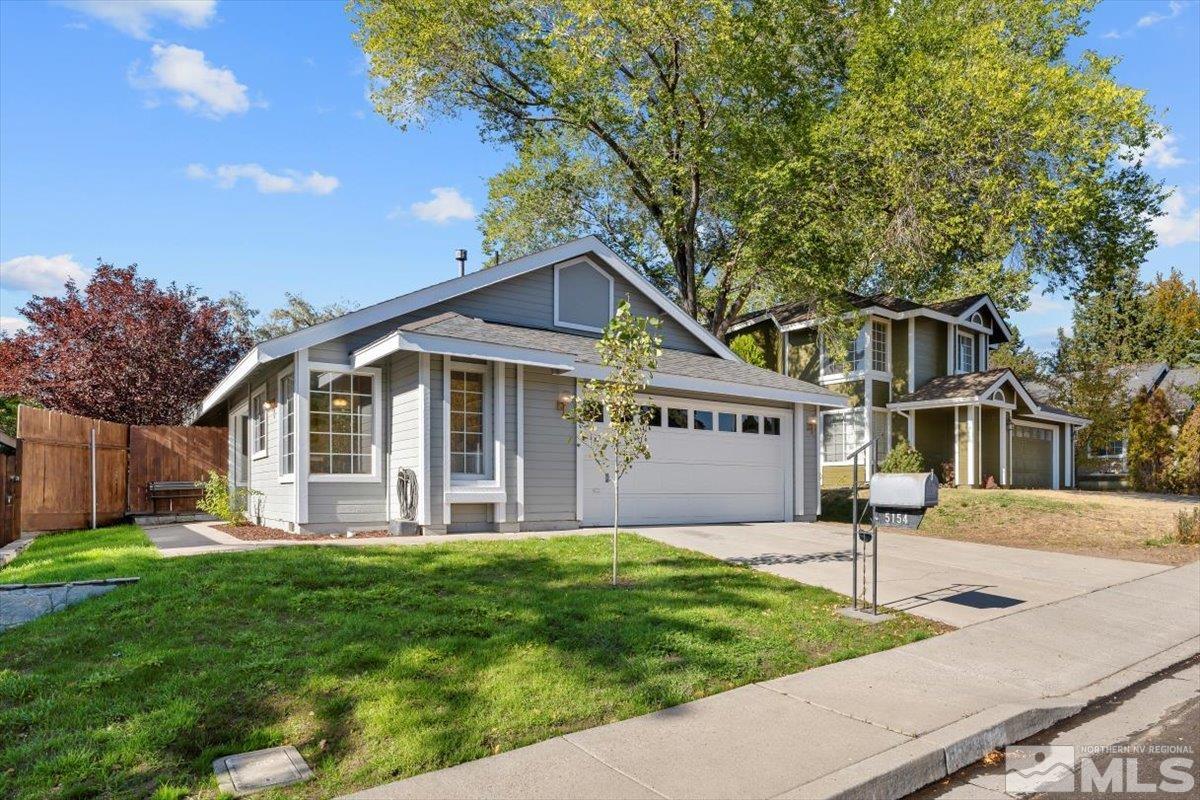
[1012,423,1054,488]
[580,400,788,526]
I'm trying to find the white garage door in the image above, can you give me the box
[580,400,788,526]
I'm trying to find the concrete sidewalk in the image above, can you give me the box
[342,561,1200,800]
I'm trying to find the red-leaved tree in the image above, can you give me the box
[0,264,248,425]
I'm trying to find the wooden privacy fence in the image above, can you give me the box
[15,406,227,534]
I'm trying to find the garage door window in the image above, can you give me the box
[718,412,736,432]
[641,405,662,426]
[693,410,714,431]
[667,408,689,428]
[764,416,781,435]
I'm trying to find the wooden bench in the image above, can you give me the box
[147,480,204,513]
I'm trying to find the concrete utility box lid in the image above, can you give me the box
[869,472,939,509]
[213,746,313,796]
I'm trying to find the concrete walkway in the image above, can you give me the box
[634,522,1168,627]
[343,561,1200,800]
[144,521,603,558]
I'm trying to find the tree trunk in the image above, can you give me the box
[612,473,620,586]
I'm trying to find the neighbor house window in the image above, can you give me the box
[250,387,267,459]
[450,369,486,475]
[1089,440,1126,458]
[309,371,375,475]
[822,409,866,463]
[957,332,975,373]
[278,373,295,476]
[871,321,888,372]
[822,327,867,375]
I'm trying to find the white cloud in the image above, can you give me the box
[187,163,340,195]
[1151,188,1200,247]
[133,44,250,119]
[1144,133,1188,168]
[1025,293,1069,316]
[0,254,89,294]
[410,187,476,224]
[59,0,216,40]
[0,316,27,336]
[1138,0,1186,28]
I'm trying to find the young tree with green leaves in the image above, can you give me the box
[351,0,1159,335]
[563,301,662,585]
[1127,387,1175,492]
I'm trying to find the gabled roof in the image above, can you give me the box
[727,290,1012,343]
[352,312,846,407]
[889,368,1089,425]
[1161,366,1200,414]
[199,237,738,415]
[1028,362,1170,406]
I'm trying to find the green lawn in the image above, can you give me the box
[0,526,940,799]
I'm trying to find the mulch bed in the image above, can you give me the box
[214,524,393,542]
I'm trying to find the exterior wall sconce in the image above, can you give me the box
[557,393,574,415]
[806,415,818,434]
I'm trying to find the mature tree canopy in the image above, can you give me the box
[0,264,246,425]
[220,290,358,348]
[353,0,1160,335]
[989,325,1045,383]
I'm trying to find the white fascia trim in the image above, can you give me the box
[887,397,1015,411]
[1023,410,1092,427]
[567,364,848,407]
[725,311,782,335]
[783,307,992,335]
[352,330,576,372]
[990,371,1090,426]
[820,369,890,386]
[201,346,269,415]
[958,296,1013,342]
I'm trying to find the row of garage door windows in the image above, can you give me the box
[599,404,783,435]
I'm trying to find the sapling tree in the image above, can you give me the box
[564,300,662,585]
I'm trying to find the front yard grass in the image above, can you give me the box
[0,526,939,799]
[823,487,1199,565]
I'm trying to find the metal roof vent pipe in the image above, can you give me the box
[455,248,467,276]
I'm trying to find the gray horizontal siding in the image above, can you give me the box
[388,351,421,521]
[315,259,715,362]
[244,362,294,528]
[523,368,577,523]
[913,317,946,389]
[307,481,385,525]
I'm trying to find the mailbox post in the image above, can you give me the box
[845,471,939,619]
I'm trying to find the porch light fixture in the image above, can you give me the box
[807,416,818,433]
[557,393,574,414]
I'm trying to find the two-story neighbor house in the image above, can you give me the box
[193,238,847,534]
[726,292,1089,490]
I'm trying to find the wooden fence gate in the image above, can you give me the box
[14,406,226,535]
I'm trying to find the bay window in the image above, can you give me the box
[822,408,867,463]
[278,372,295,476]
[309,370,375,476]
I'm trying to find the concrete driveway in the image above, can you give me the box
[633,522,1171,627]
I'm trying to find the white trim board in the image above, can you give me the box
[200,236,739,415]
[352,329,575,372]
[566,363,849,407]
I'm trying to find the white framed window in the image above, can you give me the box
[250,385,267,460]
[821,326,867,376]
[1088,440,1126,458]
[450,364,489,477]
[821,408,867,464]
[956,332,975,373]
[309,368,379,478]
[871,320,888,373]
[278,370,295,478]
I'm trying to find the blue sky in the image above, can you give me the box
[1,0,1197,355]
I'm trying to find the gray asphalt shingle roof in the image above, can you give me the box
[893,369,1011,403]
[394,312,839,398]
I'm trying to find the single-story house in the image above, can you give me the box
[193,237,847,534]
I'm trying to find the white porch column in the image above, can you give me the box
[998,409,1008,486]
[793,403,805,519]
[294,349,309,526]
[967,404,977,486]
[907,409,916,446]
[516,365,525,524]
[493,360,507,525]
[442,354,452,526]
[418,353,431,525]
